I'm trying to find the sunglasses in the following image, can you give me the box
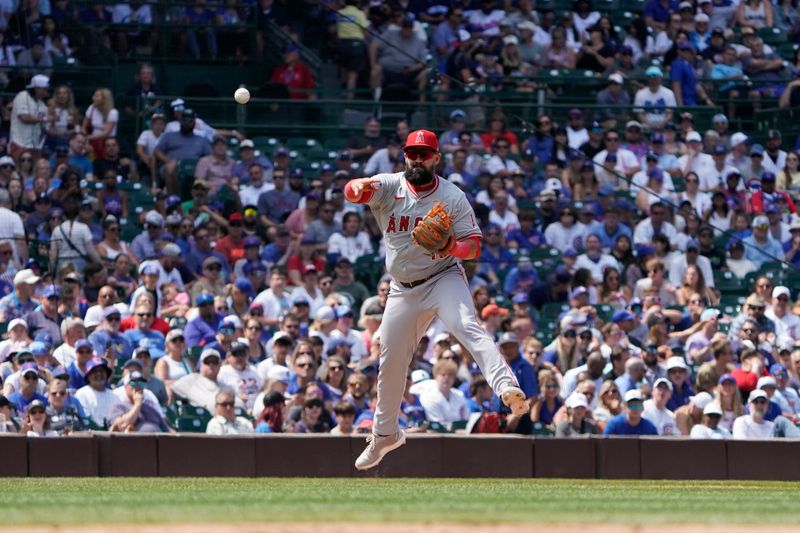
[204,359,221,366]
[219,326,235,334]
[329,366,343,371]
[50,391,67,397]
[170,337,185,343]
[136,313,153,318]
[205,264,222,271]
[128,380,146,388]
[404,149,436,161]
[297,362,314,368]
[217,401,235,407]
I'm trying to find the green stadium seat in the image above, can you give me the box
[540,302,569,321]
[758,26,787,45]
[714,271,744,293]
[173,416,208,432]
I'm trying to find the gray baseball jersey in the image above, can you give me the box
[367,172,481,284]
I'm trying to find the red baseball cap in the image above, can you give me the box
[229,212,243,223]
[403,129,439,152]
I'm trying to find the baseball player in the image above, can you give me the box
[345,129,527,471]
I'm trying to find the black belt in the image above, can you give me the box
[398,264,456,289]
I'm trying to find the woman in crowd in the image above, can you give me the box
[716,374,745,432]
[25,400,58,437]
[96,215,138,267]
[530,370,564,428]
[593,380,623,431]
[254,391,286,433]
[82,87,118,158]
[154,330,192,404]
[777,151,800,194]
[321,355,348,403]
[242,318,266,361]
[46,84,79,149]
[676,265,718,306]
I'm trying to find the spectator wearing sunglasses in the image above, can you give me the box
[45,377,85,434]
[109,370,169,433]
[87,305,133,361]
[217,341,262,411]
[123,303,165,360]
[7,362,47,413]
[206,388,254,434]
[732,389,775,439]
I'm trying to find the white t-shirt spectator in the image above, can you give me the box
[465,8,505,36]
[489,209,519,232]
[10,89,47,149]
[485,155,521,176]
[75,386,122,428]
[239,182,274,208]
[574,253,622,283]
[419,387,469,423]
[217,364,262,410]
[643,399,677,435]
[330,328,367,363]
[84,105,119,137]
[544,222,586,253]
[766,309,800,340]
[136,129,162,157]
[592,148,641,187]
[731,415,774,439]
[0,206,25,262]
[206,415,254,434]
[633,85,677,128]
[690,424,731,439]
[327,231,374,263]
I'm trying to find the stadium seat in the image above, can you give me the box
[713,271,744,293]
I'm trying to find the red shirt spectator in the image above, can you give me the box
[215,213,246,266]
[270,45,316,100]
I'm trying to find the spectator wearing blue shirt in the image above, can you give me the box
[184,292,223,348]
[87,307,133,361]
[644,0,679,29]
[506,211,547,250]
[503,256,541,296]
[499,332,539,400]
[66,339,95,391]
[743,215,784,269]
[672,42,713,106]
[8,363,48,413]
[615,357,646,396]
[603,389,659,435]
[665,356,695,411]
[593,207,632,252]
[123,301,166,360]
[479,223,515,279]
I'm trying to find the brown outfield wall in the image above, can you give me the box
[3,434,800,479]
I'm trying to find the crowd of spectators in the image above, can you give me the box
[0,0,799,441]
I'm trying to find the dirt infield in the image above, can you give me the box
[5,525,797,533]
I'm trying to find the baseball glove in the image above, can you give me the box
[411,202,455,254]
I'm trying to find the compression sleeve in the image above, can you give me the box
[449,236,481,260]
[344,180,374,204]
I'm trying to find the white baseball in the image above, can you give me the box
[234,87,250,104]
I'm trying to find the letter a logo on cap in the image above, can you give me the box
[403,129,439,152]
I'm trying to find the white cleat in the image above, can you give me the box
[355,431,406,471]
[501,386,528,416]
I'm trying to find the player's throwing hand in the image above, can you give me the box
[345,177,381,201]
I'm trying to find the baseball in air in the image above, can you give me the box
[234,87,250,104]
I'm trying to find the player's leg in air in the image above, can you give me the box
[354,289,435,471]
[428,267,527,414]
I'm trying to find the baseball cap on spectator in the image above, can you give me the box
[166,329,185,343]
[433,333,450,345]
[703,402,723,416]
[503,35,519,46]
[685,238,700,251]
[481,304,508,320]
[679,0,693,8]
[692,392,714,410]
[411,369,431,384]
[767,129,782,140]
[0,155,15,168]
[85,357,111,378]
[21,362,39,378]
[14,269,39,286]
[161,243,181,258]
[648,168,664,181]
[566,393,589,409]
[272,331,293,346]
[598,184,614,197]
[604,153,617,163]
[228,341,248,356]
[122,358,143,370]
[712,144,727,155]
[243,236,261,248]
[202,256,223,270]
[42,285,61,299]
[518,21,536,32]
[328,338,352,352]
[140,263,159,276]
[568,108,583,118]
[749,389,768,402]
[612,310,635,323]
[27,74,49,89]
[8,318,27,332]
[666,356,688,371]
[762,172,776,182]
[123,370,147,385]
[512,293,529,304]
[730,132,748,147]
[182,108,196,120]
[646,151,659,162]
[234,278,254,298]
[712,113,728,124]
[401,13,414,26]
[685,131,702,143]
[243,261,267,276]
[570,286,588,299]
[757,376,777,390]
[30,341,49,356]
[654,377,673,391]
[625,120,643,130]
[200,348,221,363]
[750,144,765,156]
[316,305,337,322]
[718,373,736,385]
[336,305,354,319]
[700,309,720,321]
[752,215,769,228]
[620,45,634,56]
[196,292,215,306]
[144,211,164,228]
[771,363,789,376]
[499,332,519,346]
[624,389,643,403]
[540,189,558,201]
[544,177,562,192]
[448,173,466,185]
[239,139,255,150]
[267,365,291,384]
[449,109,466,121]
[645,66,663,77]
[745,294,767,309]
[773,286,791,299]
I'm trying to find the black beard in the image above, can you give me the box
[405,166,434,186]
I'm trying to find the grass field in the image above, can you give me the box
[1,478,799,527]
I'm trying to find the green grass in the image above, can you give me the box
[1,479,799,525]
